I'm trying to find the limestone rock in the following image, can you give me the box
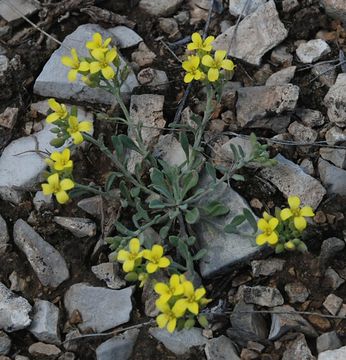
[0,332,10,356]
[296,109,325,128]
[243,286,284,307]
[282,334,315,360]
[296,39,331,63]
[312,62,337,88]
[0,107,18,129]
[318,158,346,196]
[323,294,343,315]
[0,0,38,23]
[34,24,138,104]
[320,0,346,24]
[288,121,318,143]
[153,134,187,167]
[0,282,32,332]
[28,342,61,359]
[266,66,296,86]
[108,26,143,48]
[260,154,326,209]
[131,42,156,67]
[317,331,342,354]
[64,283,133,332]
[229,0,267,17]
[205,336,240,360]
[284,282,309,303]
[54,217,97,238]
[139,0,183,16]
[325,127,346,145]
[324,74,346,128]
[0,215,9,254]
[214,0,288,65]
[13,219,70,288]
[137,68,169,91]
[320,148,346,169]
[91,263,126,289]
[251,259,286,277]
[318,346,346,360]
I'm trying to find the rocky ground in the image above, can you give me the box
[0,0,346,359]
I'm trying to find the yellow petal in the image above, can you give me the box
[187,43,198,51]
[60,178,75,191]
[42,183,53,195]
[68,116,78,127]
[117,249,129,262]
[78,121,92,132]
[208,68,219,82]
[146,262,158,274]
[156,301,170,314]
[79,61,90,72]
[55,191,69,204]
[215,50,226,63]
[50,152,61,162]
[204,36,215,46]
[184,73,194,83]
[104,38,112,47]
[202,54,214,67]
[102,66,115,80]
[90,62,101,74]
[48,173,59,187]
[71,48,79,63]
[71,132,84,145]
[190,56,200,69]
[106,48,117,63]
[300,206,314,217]
[167,319,177,333]
[93,32,102,45]
[256,233,267,246]
[288,196,300,210]
[123,259,135,272]
[151,245,163,259]
[158,257,170,268]
[170,274,180,289]
[156,314,169,329]
[156,294,171,306]
[187,302,199,315]
[46,113,60,123]
[222,59,235,71]
[61,56,74,68]
[62,148,70,161]
[154,283,169,295]
[174,299,188,314]
[91,49,105,61]
[68,69,78,82]
[195,288,206,301]
[129,238,140,254]
[257,218,268,232]
[183,281,194,297]
[294,216,307,231]
[267,232,279,245]
[182,60,192,72]
[280,208,293,221]
[173,284,184,296]
[263,211,272,221]
[268,217,279,231]
[48,98,61,112]
[191,32,202,46]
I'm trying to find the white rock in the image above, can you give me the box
[320,0,346,24]
[296,108,325,128]
[296,39,331,64]
[0,0,38,23]
[13,219,70,288]
[266,66,296,86]
[34,24,138,105]
[229,0,267,17]
[260,154,326,209]
[318,158,346,196]
[0,331,11,355]
[282,334,314,360]
[153,134,187,167]
[64,283,133,332]
[0,282,32,332]
[288,121,318,143]
[54,216,97,238]
[205,336,240,360]
[325,126,346,145]
[213,0,288,65]
[323,294,343,315]
[29,300,60,345]
[320,148,346,169]
[91,263,126,289]
[318,346,346,360]
[139,0,183,16]
[271,46,293,67]
[282,0,299,12]
[324,74,346,128]
[137,68,169,91]
[33,191,53,211]
[108,26,143,48]
[0,215,9,254]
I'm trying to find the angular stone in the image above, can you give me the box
[0,282,32,332]
[318,158,346,196]
[77,195,103,219]
[319,238,345,266]
[271,46,293,67]
[325,127,346,145]
[149,327,207,355]
[0,332,10,356]
[33,191,53,211]
[321,0,346,24]
[260,154,326,209]
[323,268,345,290]
[29,300,60,345]
[228,0,267,17]
[0,107,18,129]
[96,329,139,360]
[229,302,268,345]
[91,262,126,289]
[13,219,70,288]
[317,331,342,353]
[312,63,337,88]
[214,0,288,65]
[34,24,138,105]
[324,74,346,128]
[300,158,314,176]
[296,109,325,128]
[139,0,183,16]
[205,335,240,360]
[153,134,186,167]
[266,66,296,86]
[323,294,343,315]
[320,148,346,169]
[54,217,97,238]
[243,286,284,307]
[108,26,143,48]
[296,39,331,63]
[318,346,346,360]
[28,342,61,359]
[0,0,38,23]
[64,283,133,332]
[0,215,9,254]
[131,42,156,67]
[137,68,169,91]
[282,334,315,360]
[194,174,259,278]
[251,259,286,277]
[284,282,309,303]
[268,305,318,340]
[282,0,299,12]
[236,85,299,128]
[288,121,318,143]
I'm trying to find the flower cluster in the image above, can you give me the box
[256,196,315,253]
[182,32,235,83]
[46,99,93,147]
[116,238,171,286]
[154,275,211,333]
[61,32,121,84]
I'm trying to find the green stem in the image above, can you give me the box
[74,183,105,196]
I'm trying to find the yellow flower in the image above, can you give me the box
[175,281,206,315]
[182,55,205,83]
[256,218,279,246]
[156,302,185,333]
[117,238,143,273]
[280,196,315,231]
[285,240,296,251]
[47,149,73,171]
[67,116,93,145]
[263,211,272,221]
[90,48,117,80]
[154,274,184,305]
[41,173,74,204]
[143,245,170,274]
[61,48,90,82]
[202,50,235,82]
[46,99,68,123]
[138,272,149,288]
[187,32,215,52]
[86,32,111,57]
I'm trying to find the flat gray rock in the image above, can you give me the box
[194,174,259,278]
[0,282,32,332]
[64,283,133,332]
[0,331,11,355]
[153,134,187,167]
[91,262,126,289]
[317,331,342,354]
[282,334,315,360]
[0,0,38,23]
[214,0,288,65]
[320,148,346,169]
[139,0,183,16]
[205,336,240,360]
[149,327,207,355]
[243,286,284,307]
[324,74,346,128]
[13,219,70,288]
[96,329,139,360]
[296,39,331,63]
[108,26,143,48]
[34,24,138,105]
[266,66,296,86]
[318,158,346,196]
[54,217,97,238]
[260,154,326,209]
[251,258,286,277]
[321,0,346,24]
[0,215,9,254]
[29,300,60,345]
[318,346,346,360]
[229,0,267,17]
[28,342,61,359]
